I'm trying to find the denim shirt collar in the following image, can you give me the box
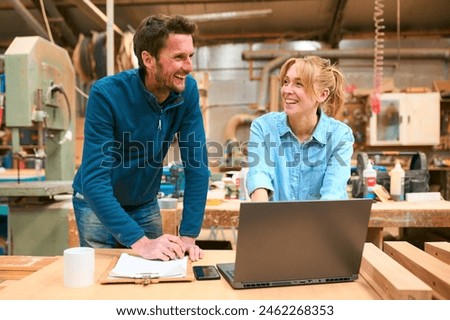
[277,110,330,145]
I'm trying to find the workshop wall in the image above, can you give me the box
[194,38,450,151]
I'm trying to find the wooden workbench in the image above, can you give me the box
[62,198,450,249]
[0,244,435,300]
[202,199,450,228]
[0,255,58,281]
[201,199,450,247]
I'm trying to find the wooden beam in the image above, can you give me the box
[65,0,123,36]
[7,0,49,39]
[360,243,432,300]
[58,0,315,5]
[160,208,181,236]
[425,242,450,265]
[38,0,78,47]
[327,0,348,48]
[384,241,450,299]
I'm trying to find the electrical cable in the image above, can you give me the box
[371,0,385,115]
[58,88,73,145]
[46,84,73,145]
[397,0,401,63]
[76,86,89,100]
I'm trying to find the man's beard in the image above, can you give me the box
[155,63,186,93]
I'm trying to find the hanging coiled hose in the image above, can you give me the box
[371,0,385,114]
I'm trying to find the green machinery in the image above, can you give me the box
[4,36,75,182]
[0,36,76,255]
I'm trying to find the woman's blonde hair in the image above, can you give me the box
[279,56,346,117]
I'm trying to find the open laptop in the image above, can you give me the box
[217,199,373,289]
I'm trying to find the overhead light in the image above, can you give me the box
[187,9,273,23]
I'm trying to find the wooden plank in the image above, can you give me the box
[0,256,58,280]
[0,256,58,270]
[425,242,450,265]
[360,243,432,299]
[202,200,241,228]
[0,270,36,280]
[366,228,383,248]
[384,241,450,299]
[160,209,181,236]
[68,208,80,248]
[368,201,450,228]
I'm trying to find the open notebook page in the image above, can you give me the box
[109,253,188,279]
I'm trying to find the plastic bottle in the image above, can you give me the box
[390,160,405,201]
[363,159,377,199]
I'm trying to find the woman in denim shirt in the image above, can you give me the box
[246,56,354,201]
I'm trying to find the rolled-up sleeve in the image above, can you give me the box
[319,127,354,200]
[246,119,275,198]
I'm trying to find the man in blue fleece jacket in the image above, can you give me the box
[72,15,209,261]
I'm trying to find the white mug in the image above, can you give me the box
[64,247,95,288]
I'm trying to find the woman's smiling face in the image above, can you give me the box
[281,64,318,117]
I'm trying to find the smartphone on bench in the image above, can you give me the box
[193,265,221,280]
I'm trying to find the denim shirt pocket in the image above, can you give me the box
[301,164,327,199]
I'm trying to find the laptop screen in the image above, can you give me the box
[232,199,372,284]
